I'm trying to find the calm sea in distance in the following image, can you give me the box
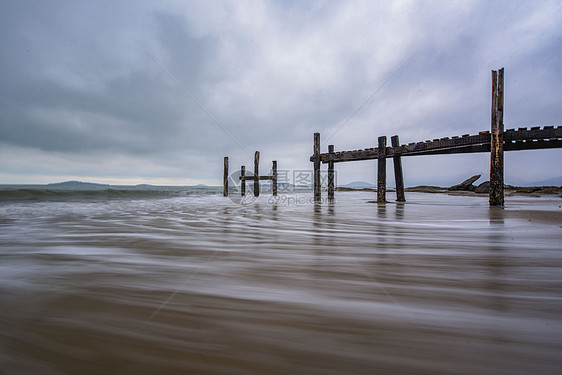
[1,184,561,374]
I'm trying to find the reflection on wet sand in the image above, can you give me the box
[1,192,561,374]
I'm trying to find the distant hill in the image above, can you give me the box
[48,180,109,186]
[278,182,296,188]
[529,176,562,186]
[339,181,376,189]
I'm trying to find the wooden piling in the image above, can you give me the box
[272,160,278,196]
[490,68,504,207]
[328,145,335,202]
[240,166,246,196]
[223,157,229,197]
[313,133,321,202]
[391,135,406,202]
[377,136,387,203]
[254,151,260,197]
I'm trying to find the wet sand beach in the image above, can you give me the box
[1,191,561,374]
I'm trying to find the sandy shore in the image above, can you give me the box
[337,185,562,197]
[503,209,562,226]
[340,186,562,227]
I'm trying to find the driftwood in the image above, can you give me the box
[449,174,481,191]
[475,181,490,194]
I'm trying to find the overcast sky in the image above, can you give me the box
[1,0,561,186]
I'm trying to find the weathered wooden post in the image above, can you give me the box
[254,151,260,197]
[377,136,387,203]
[223,157,229,197]
[391,135,406,202]
[313,133,321,203]
[272,160,278,196]
[328,145,335,202]
[490,68,504,207]
[240,166,246,196]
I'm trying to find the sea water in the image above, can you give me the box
[1,185,561,374]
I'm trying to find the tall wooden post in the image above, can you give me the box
[490,68,504,207]
[328,145,335,202]
[377,136,387,203]
[313,133,321,202]
[240,166,246,196]
[254,151,260,197]
[272,160,278,196]
[391,135,405,202]
[223,157,229,197]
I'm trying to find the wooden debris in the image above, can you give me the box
[449,174,481,191]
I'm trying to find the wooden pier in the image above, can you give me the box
[311,68,562,206]
[224,151,278,198]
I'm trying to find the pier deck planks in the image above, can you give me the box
[312,126,561,164]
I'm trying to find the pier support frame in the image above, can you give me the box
[234,153,277,198]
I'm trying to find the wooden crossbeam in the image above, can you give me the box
[504,126,561,141]
[312,126,561,163]
[505,139,562,151]
[240,175,274,181]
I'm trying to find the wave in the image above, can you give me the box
[0,186,221,203]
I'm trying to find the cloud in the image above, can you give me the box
[0,0,560,185]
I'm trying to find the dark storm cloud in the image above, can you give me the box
[0,2,224,156]
[0,0,560,184]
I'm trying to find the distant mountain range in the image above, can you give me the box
[339,181,376,189]
[46,177,561,189]
[528,176,562,186]
[48,180,109,186]
[47,181,213,188]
